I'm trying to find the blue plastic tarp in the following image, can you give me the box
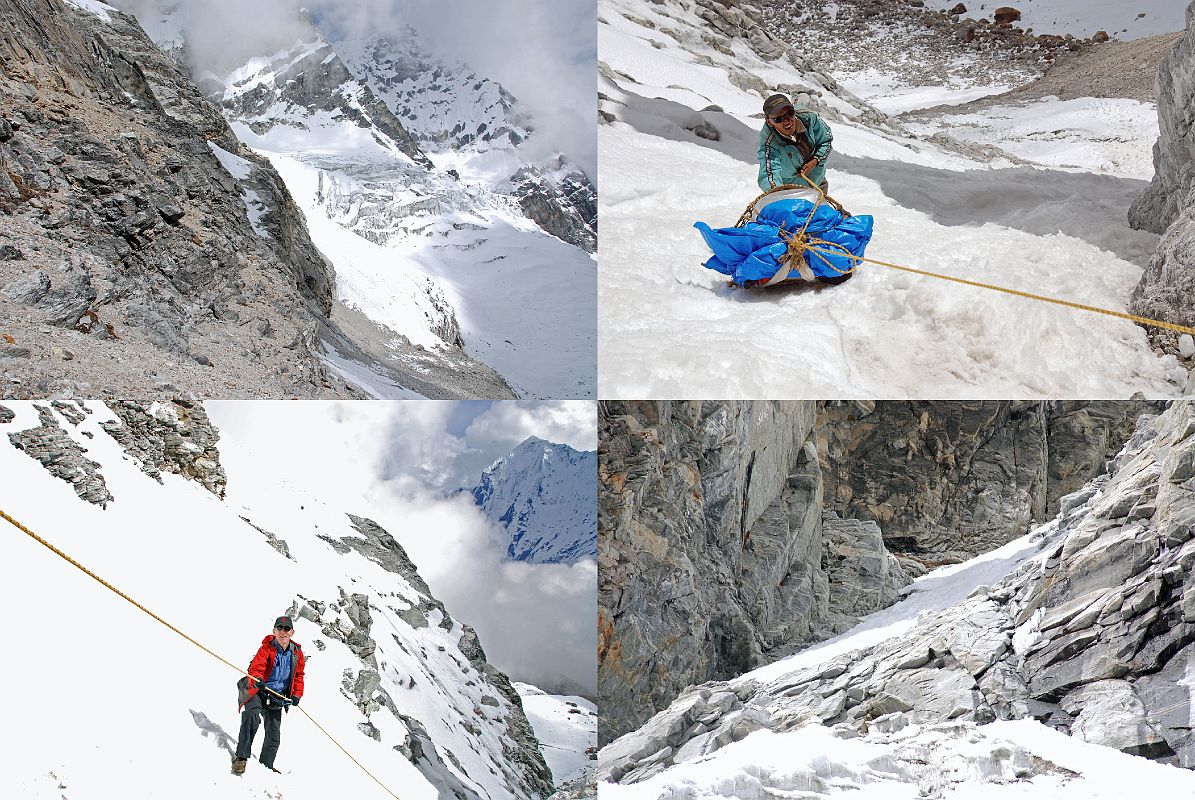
[695,199,874,285]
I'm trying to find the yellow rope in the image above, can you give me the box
[0,506,402,800]
[736,182,1195,337]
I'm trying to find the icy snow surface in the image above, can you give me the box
[600,719,1195,799]
[597,0,1185,398]
[904,96,1160,179]
[63,0,116,22]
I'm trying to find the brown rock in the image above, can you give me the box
[949,2,967,14]
[1093,30,1110,43]
[994,6,1021,25]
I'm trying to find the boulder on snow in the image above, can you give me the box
[994,7,1022,25]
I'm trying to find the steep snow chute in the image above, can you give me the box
[695,183,875,287]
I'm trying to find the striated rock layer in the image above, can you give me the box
[600,401,1195,783]
[599,400,1160,745]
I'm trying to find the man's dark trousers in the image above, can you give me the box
[235,694,283,768]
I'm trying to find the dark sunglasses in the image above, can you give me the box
[276,625,293,631]
[769,110,795,124]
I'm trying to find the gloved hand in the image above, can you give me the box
[289,696,300,708]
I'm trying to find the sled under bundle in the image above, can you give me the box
[695,183,874,287]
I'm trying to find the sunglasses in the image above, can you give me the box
[769,110,795,124]
[276,626,293,631]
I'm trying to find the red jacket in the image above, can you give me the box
[242,634,305,709]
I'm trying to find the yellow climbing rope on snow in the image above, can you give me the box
[0,506,403,800]
[740,178,1195,338]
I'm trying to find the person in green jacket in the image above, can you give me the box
[757,93,833,193]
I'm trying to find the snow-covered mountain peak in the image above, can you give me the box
[470,437,598,564]
[216,27,433,169]
[338,30,532,154]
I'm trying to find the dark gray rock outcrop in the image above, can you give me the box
[817,401,1161,565]
[599,400,1160,746]
[510,161,598,253]
[599,401,911,744]
[99,399,226,497]
[0,0,360,398]
[8,403,112,506]
[1128,5,1195,339]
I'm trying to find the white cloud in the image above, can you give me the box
[117,0,596,178]
[206,401,596,697]
[313,0,597,178]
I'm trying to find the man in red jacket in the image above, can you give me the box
[232,615,306,775]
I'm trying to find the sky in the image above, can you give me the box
[114,0,596,178]
[206,400,597,697]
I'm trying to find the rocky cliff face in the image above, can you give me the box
[1128,4,1195,342]
[309,515,555,800]
[599,400,1159,745]
[598,400,909,744]
[817,401,1158,565]
[0,0,361,398]
[600,401,1195,783]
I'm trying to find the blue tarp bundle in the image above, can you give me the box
[694,199,875,285]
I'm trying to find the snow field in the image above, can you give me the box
[598,124,1183,398]
[599,719,1195,800]
[904,96,1161,179]
[0,403,527,800]
[515,683,597,785]
[254,150,595,398]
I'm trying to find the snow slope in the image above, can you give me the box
[597,0,1187,398]
[601,718,1195,799]
[470,437,598,564]
[516,683,598,786]
[0,402,555,800]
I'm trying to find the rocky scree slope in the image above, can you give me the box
[600,400,1195,783]
[598,400,1155,744]
[599,0,894,132]
[759,0,1113,87]
[1,399,556,800]
[0,0,362,399]
[471,436,599,565]
[1129,3,1195,350]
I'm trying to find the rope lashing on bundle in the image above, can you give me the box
[0,506,403,800]
[739,177,1195,337]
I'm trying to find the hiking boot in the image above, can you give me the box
[231,758,247,776]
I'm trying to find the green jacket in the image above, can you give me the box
[756,110,833,191]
